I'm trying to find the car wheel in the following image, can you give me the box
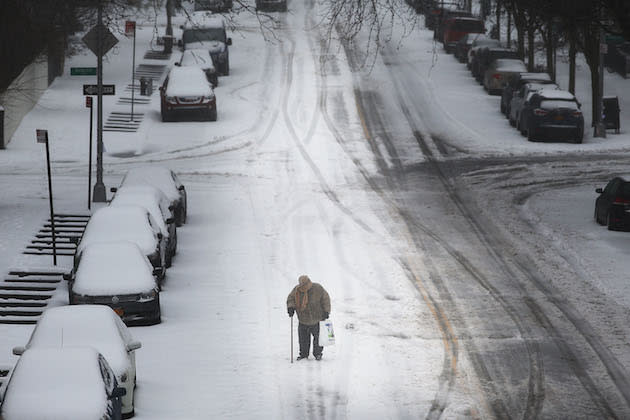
[208,108,217,122]
[500,102,505,114]
[527,125,536,142]
[509,115,515,127]
[594,206,601,224]
[165,249,172,268]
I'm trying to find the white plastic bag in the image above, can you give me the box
[319,319,335,346]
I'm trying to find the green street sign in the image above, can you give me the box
[71,67,97,76]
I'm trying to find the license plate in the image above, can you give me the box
[114,308,124,317]
[554,115,564,121]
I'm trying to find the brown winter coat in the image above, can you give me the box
[287,282,331,326]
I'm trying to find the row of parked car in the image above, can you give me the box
[428,5,585,143]
[0,166,187,419]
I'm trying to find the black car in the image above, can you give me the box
[501,72,553,115]
[472,47,519,83]
[519,89,584,143]
[595,177,630,230]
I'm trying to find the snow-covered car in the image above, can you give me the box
[75,205,167,280]
[178,48,218,87]
[472,46,518,82]
[181,13,232,75]
[116,166,187,227]
[160,66,217,122]
[12,305,141,417]
[482,58,527,95]
[454,32,484,63]
[69,242,161,325]
[255,0,288,12]
[501,72,553,115]
[0,347,125,420]
[467,36,500,69]
[110,185,177,267]
[594,177,630,230]
[520,89,584,143]
[509,82,559,127]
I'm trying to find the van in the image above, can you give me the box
[442,17,484,53]
[181,12,232,75]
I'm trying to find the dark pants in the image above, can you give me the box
[298,322,322,358]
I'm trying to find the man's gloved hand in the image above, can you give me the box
[322,312,329,320]
[288,307,295,317]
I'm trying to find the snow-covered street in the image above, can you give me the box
[2,0,630,418]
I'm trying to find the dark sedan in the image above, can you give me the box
[501,72,552,115]
[595,177,630,230]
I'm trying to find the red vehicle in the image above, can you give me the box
[442,17,485,53]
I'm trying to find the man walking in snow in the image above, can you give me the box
[287,275,331,361]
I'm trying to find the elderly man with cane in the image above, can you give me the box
[287,275,331,361]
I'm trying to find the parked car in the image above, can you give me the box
[194,0,232,12]
[116,166,187,227]
[473,47,519,83]
[595,177,630,230]
[501,72,553,115]
[12,305,142,417]
[425,2,462,30]
[70,242,162,325]
[178,48,218,87]
[76,205,167,280]
[256,0,288,11]
[180,13,231,75]
[455,33,485,63]
[0,347,125,420]
[519,88,584,143]
[110,185,177,267]
[442,17,484,54]
[509,82,558,127]
[160,66,217,122]
[482,58,527,95]
[467,36,500,68]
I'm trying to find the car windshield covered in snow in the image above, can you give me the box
[180,49,215,69]
[121,167,183,204]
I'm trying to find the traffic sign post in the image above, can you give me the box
[35,129,57,265]
[126,21,137,122]
[86,97,94,210]
[83,84,115,95]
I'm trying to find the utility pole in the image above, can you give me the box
[594,25,607,138]
[93,0,107,201]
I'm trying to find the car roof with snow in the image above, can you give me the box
[74,241,157,296]
[25,305,134,376]
[493,59,527,71]
[180,49,215,70]
[182,12,225,29]
[535,88,577,100]
[519,72,552,82]
[110,185,172,236]
[165,66,213,98]
[0,347,114,420]
[77,206,160,256]
[121,166,182,203]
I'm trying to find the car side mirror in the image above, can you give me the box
[157,232,163,240]
[62,272,73,281]
[0,365,10,378]
[153,267,164,278]
[12,346,25,356]
[174,62,181,67]
[111,387,126,399]
[126,341,142,352]
[596,188,603,194]
[166,217,175,224]
[227,38,232,46]
[178,185,185,191]
[110,187,117,193]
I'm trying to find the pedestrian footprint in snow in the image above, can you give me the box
[287,275,331,361]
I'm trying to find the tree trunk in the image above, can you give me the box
[569,25,576,94]
[495,0,501,42]
[527,25,535,71]
[507,11,511,47]
[546,21,554,81]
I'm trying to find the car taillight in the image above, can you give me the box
[572,110,582,117]
[614,197,630,204]
[492,73,502,80]
[533,108,548,116]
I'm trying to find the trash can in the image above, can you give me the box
[163,35,174,54]
[603,96,620,134]
[140,77,153,96]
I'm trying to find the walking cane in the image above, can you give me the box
[290,314,294,363]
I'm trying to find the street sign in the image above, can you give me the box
[86,96,93,108]
[83,84,115,95]
[125,21,136,37]
[71,67,97,76]
[36,129,48,144]
[82,24,119,57]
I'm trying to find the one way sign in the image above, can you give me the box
[83,84,115,95]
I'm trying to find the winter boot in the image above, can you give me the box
[315,354,322,361]
[297,355,308,361]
